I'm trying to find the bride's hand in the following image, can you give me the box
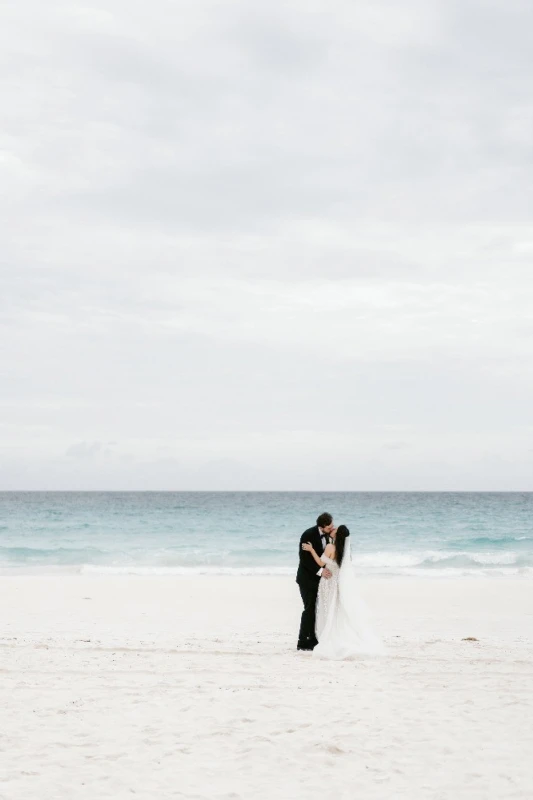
[302,542,314,553]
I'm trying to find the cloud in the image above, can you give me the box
[65,441,102,459]
[1,0,532,488]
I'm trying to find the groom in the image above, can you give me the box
[296,512,335,651]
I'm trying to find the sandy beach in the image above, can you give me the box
[1,575,532,799]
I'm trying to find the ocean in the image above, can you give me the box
[1,491,532,578]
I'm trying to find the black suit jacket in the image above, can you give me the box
[296,525,327,589]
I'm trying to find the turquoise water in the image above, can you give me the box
[1,492,532,577]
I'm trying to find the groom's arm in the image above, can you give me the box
[299,531,329,579]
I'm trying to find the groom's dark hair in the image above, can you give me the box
[316,512,333,528]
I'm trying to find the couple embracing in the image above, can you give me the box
[296,512,384,659]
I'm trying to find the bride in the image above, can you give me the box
[302,525,385,660]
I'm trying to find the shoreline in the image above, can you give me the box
[1,568,532,579]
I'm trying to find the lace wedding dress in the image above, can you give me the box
[313,540,385,660]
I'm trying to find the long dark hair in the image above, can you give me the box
[334,525,350,566]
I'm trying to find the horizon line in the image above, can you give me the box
[1,489,532,494]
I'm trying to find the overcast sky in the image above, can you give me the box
[1,0,532,490]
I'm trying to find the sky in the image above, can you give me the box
[1,0,533,490]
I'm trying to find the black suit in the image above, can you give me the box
[296,525,327,650]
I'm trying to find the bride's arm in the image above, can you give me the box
[301,542,335,566]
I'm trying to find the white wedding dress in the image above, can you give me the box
[313,540,385,660]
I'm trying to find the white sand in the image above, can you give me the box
[1,576,532,799]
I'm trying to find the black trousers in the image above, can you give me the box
[297,582,319,649]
